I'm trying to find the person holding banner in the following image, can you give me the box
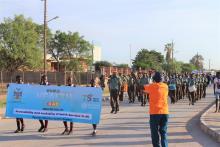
[91,76,101,136]
[14,75,25,133]
[38,74,49,132]
[62,77,75,135]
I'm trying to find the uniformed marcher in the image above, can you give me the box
[168,75,177,104]
[202,74,208,98]
[182,73,188,99]
[118,73,126,101]
[188,74,196,105]
[176,74,183,100]
[195,74,201,101]
[128,73,136,103]
[109,71,121,114]
[139,72,149,106]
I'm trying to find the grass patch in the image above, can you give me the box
[0,98,6,108]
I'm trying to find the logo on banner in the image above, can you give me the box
[83,94,100,103]
[47,101,59,107]
[13,88,22,100]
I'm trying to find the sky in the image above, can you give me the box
[0,0,220,69]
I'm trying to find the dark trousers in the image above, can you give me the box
[189,91,196,105]
[93,124,97,130]
[119,87,124,101]
[110,89,119,111]
[63,121,73,131]
[39,120,48,128]
[203,85,207,98]
[128,86,135,102]
[182,84,187,98]
[150,114,169,147]
[169,90,176,104]
[16,118,24,130]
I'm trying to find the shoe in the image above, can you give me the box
[91,131,96,136]
[20,125,25,132]
[38,126,44,132]
[14,129,20,133]
[61,129,69,135]
[110,110,114,113]
[68,130,73,135]
[42,128,48,132]
[114,111,117,114]
[141,104,143,106]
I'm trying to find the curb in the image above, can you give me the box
[200,103,220,142]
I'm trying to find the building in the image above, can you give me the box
[46,54,89,72]
[93,46,101,63]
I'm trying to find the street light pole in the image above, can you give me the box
[43,0,47,74]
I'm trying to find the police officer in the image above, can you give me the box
[182,73,188,99]
[128,73,136,103]
[188,74,196,105]
[118,73,125,102]
[176,74,183,101]
[139,72,149,106]
[202,74,208,98]
[109,71,121,114]
[168,74,177,104]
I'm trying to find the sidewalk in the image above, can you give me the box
[200,104,220,142]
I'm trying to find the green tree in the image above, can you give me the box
[117,64,129,68]
[48,31,93,71]
[94,61,112,71]
[190,54,204,70]
[0,15,43,72]
[163,60,183,73]
[133,49,164,71]
[181,63,196,73]
[48,31,67,71]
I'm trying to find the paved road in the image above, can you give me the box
[0,89,219,147]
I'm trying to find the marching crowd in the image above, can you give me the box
[9,70,220,147]
[107,70,214,113]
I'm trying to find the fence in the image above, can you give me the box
[0,71,100,95]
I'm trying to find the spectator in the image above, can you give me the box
[144,72,169,147]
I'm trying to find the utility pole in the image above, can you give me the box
[129,44,132,68]
[209,59,211,71]
[43,0,47,74]
[171,41,175,73]
[196,52,199,69]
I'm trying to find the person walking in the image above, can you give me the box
[14,75,25,133]
[144,72,169,147]
[214,72,220,112]
[38,74,49,132]
[61,77,75,135]
[188,74,197,105]
[108,71,121,114]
